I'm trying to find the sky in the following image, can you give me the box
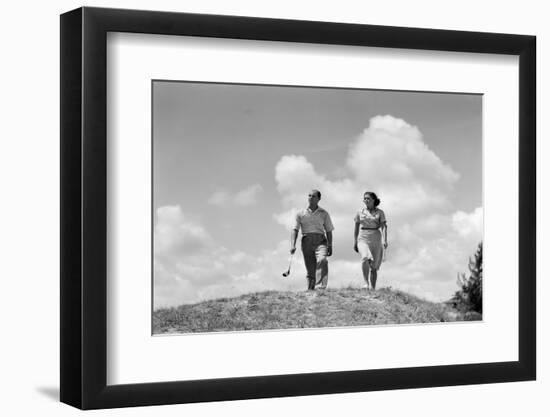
[153,81,482,309]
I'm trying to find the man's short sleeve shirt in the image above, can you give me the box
[293,206,335,234]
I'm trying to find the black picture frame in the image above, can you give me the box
[60,6,536,410]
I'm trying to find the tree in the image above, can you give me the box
[455,242,482,313]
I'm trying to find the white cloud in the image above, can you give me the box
[154,206,211,260]
[275,155,322,200]
[346,115,460,219]
[208,184,263,207]
[234,184,263,206]
[208,191,229,206]
[452,207,483,238]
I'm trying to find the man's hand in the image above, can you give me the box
[353,242,358,253]
[290,247,296,255]
[327,245,332,257]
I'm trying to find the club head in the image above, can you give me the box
[282,271,290,277]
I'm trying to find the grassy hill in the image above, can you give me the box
[153,287,481,334]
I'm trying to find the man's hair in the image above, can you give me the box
[311,189,321,199]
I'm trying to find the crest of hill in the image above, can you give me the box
[153,287,481,334]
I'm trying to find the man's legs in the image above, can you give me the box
[301,236,318,290]
[315,242,328,289]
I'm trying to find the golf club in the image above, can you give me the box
[282,254,294,277]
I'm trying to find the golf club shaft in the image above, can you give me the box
[283,253,294,276]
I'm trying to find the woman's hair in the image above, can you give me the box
[364,191,381,207]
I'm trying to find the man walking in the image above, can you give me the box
[290,190,334,290]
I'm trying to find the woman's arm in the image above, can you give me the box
[378,210,388,248]
[382,222,388,248]
[353,222,360,252]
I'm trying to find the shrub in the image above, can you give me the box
[454,242,483,313]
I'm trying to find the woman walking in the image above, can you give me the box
[353,192,388,290]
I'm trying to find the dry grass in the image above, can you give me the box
[153,286,481,334]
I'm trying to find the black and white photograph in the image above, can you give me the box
[152,81,483,334]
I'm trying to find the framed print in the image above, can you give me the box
[60,6,536,410]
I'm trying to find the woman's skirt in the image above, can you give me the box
[357,229,384,270]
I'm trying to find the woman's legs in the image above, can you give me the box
[358,231,382,290]
[370,268,378,290]
[357,240,373,289]
[361,258,371,288]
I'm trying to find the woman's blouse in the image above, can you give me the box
[354,207,387,229]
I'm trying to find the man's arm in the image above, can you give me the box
[326,231,333,256]
[290,229,298,254]
[290,212,301,254]
[324,212,335,256]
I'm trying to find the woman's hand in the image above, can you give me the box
[383,242,388,249]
